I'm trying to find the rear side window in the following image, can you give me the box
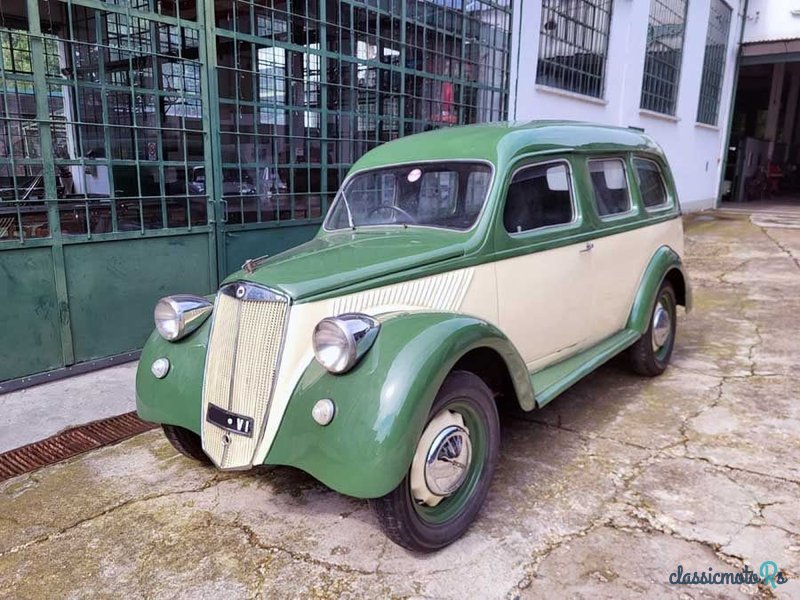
[588,159,631,217]
[633,158,670,208]
[503,162,574,234]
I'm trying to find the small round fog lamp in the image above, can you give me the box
[311,399,336,426]
[151,357,170,379]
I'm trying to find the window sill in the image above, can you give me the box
[639,109,680,123]
[535,85,608,106]
[695,121,720,131]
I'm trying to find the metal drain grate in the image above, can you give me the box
[0,412,156,482]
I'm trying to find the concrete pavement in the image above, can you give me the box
[0,363,136,453]
[1,209,799,599]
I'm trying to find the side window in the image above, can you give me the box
[633,158,670,208]
[503,162,573,234]
[588,158,631,217]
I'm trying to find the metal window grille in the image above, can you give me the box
[696,0,732,125]
[215,0,512,226]
[1,0,512,242]
[640,0,688,115]
[536,0,613,99]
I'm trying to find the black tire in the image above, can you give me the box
[628,281,677,376]
[162,424,211,463]
[369,370,500,553]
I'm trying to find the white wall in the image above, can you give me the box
[510,0,745,212]
[743,0,800,43]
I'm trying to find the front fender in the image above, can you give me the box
[627,245,692,335]
[265,311,531,499]
[135,321,210,435]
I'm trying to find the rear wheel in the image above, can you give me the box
[369,371,500,552]
[628,281,677,376]
[162,424,210,463]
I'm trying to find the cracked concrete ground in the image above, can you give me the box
[1,210,799,599]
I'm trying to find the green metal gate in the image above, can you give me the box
[1,0,218,382]
[1,0,512,383]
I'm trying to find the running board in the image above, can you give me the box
[530,329,641,408]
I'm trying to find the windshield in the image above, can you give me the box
[325,162,493,231]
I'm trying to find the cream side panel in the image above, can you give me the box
[253,264,500,464]
[587,217,685,346]
[495,241,593,368]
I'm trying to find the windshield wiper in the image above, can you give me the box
[340,189,356,230]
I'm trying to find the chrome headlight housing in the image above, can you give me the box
[312,313,380,374]
[154,295,213,342]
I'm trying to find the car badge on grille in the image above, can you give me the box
[236,285,246,299]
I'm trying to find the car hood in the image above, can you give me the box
[226,228,468,301]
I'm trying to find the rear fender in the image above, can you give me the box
[627,245,692,335]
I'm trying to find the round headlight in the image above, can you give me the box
[154,295,213,341]
[312,314,380,374]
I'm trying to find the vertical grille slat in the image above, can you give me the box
[201,283,289,469]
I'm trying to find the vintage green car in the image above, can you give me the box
[136,121,691,552]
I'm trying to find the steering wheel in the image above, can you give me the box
[367,204,417,224]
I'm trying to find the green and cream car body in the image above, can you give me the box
[136,121,691,552]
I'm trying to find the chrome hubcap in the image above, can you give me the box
[652,300,672,351]
[424,425,472,496]
[410,410,472,507]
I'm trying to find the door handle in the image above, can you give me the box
[580,242,594,253]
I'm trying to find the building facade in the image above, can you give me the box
[510,0,745,212]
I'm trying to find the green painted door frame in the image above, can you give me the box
[27,0,74,366]
[1,0,221,382]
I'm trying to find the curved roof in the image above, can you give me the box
[350,121,664,172]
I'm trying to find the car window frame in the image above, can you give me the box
[585,155,639,222]
[631,155,674,213]
[500,158,582,240]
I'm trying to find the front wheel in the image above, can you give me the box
[162,424,211,464]
[369,371,500,552]
[628,281,677,376]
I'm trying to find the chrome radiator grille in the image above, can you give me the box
[201,282,289,469]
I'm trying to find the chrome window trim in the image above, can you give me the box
[632,156,674,212]
[200,280,292,470]
[586,156,640,221]
[322,158,496,234]
[501,158,582,239]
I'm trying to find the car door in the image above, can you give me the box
[493,158,595,371]
[581,155,653,346]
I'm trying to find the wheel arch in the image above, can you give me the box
[452,346,533,416]
[627,245,692,335]
[264,311,533,498]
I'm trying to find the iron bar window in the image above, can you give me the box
[640,0,688,115]
[1,0,511,243]
[697,0,732,125]
[215,0,512,226]
[536,0,613,99]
